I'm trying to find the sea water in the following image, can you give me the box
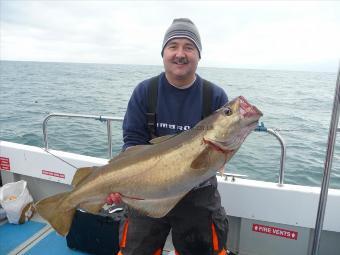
[1,60,339,189]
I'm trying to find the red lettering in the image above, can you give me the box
[42,170,65,179]
[253,224,298,240]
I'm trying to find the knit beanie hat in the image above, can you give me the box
[161,18,202,58]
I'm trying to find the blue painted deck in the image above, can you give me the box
[0,221,46,255]
[23,231,89,255]
[0,220,173,255]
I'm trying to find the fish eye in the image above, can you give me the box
[223,107,232,116]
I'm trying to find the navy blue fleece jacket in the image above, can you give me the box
[122,72,228,150]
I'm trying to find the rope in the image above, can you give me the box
[273,128,309,132]
[255,122,309,132]
[41,148,78,169]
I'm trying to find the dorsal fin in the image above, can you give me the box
[108,145,150,164]
[71,167,94,187]
[149,135,175,144]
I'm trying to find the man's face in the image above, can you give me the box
[162,38,200,84]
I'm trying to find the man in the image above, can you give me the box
[116,18,229,255]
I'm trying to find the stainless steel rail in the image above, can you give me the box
[43,113,286,185]
[43,113,123,158]
[311,64,340,255]
[267,128,286,185]
[255,124,286,185]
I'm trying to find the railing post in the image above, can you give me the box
[107,120,112,159]
[267,129,286,185]
[42,113,123,159]
[311,64,340,255]
[255,123,286,185]
[43,114,52,150]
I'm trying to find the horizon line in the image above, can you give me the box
[0,58,336,74]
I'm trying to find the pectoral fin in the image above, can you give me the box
[190,148,211,171]
[122,192,187,218]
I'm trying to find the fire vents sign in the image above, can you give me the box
[252,224,298,240]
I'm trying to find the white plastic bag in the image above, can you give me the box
[0,180,34,224]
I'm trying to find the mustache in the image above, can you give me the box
[175,57,189,64]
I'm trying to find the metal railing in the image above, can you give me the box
[255,123,286,185]
[43,113,123,158]
[311,63,340,255]
[42,114,286,185]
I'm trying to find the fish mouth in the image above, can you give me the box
[205,121,258,152]
[238,96,263,119]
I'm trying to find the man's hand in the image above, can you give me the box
[106,192,122,205]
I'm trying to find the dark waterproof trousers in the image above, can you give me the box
[118,185,229,255]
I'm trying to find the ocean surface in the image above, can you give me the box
[1,60,340,189]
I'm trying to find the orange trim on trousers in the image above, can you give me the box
[118,221,227,255]
[120,219,129,248]
[153,248,162,255]
[118,220,163,255]
[212,223,227,255]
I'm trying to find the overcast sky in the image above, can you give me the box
[1,1,339,72]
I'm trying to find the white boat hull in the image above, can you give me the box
[1,141,339,255]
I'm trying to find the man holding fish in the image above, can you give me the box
[116,18,229,255]
[36,18,262,255]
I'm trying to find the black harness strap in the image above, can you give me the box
[146,76,213,138]
[202,79,213,119]
[146,75,160,138]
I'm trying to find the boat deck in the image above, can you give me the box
[0,218,174,255]
[0,218,86,255]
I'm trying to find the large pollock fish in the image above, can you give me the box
[35,96,262,236]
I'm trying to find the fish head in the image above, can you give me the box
[202,96,263,152]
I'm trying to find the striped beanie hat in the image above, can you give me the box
[161,18,202,58]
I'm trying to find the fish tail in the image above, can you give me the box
[35,192,75,236]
